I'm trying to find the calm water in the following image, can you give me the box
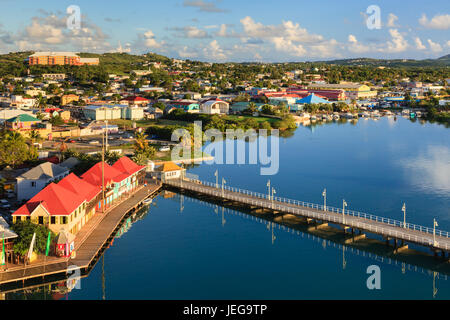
[8,117,450,299]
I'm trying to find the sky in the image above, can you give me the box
[0,0,449,62]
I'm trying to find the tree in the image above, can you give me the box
[11,220,55,257]
[29,130,41,144]
[0,132,38,168]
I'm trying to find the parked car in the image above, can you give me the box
[159,146,170,152]
[4,190,15,198]
[89,140,100,145]
[0,199,10,209]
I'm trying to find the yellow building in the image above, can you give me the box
[307,83,377,100]
[61,94,79,106]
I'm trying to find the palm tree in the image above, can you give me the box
[134,131,148,152]
[5,131,24,143]
[29,130,41,144]
[34,94,47,114]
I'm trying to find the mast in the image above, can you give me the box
[102,128,105,213]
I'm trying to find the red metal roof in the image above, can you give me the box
[13,182,85,216]
[81,162,126,186]
[58,173,101,203]
[112,156,145,176]
[122,96,149,102]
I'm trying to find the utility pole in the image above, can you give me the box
[102,129,105,213]
[105,120,108,152]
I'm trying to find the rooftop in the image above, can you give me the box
[18,162,68,180]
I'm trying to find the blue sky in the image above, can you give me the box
[0,0,448,62]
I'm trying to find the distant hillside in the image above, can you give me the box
[317,55,450,67]
[0,51,174,77]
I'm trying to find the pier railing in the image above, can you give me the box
[165,178,449,248]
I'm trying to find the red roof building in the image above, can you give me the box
[13,182,85,217]
[112,156,145,176]
[12,156,146,239]
[58,173,101,203]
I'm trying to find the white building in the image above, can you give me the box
[200,99,229,115]
[16,162,70,201]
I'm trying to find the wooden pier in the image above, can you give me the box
[0,182,162,289]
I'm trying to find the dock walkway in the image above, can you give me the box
[0,183,161,287]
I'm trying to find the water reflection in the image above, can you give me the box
[399,146,450,196]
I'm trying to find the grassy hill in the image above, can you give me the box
[317,55,450,67]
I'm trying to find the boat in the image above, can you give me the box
[143,198,153,205]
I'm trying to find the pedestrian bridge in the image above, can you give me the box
[165,178,450,255]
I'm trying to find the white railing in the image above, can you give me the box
[164,178,450,250]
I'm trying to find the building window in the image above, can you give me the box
[60,216,67,224]
[31,181,36,187]
[38,216,44,225]
[51,216,56,224]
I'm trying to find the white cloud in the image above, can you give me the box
[271,37,306,56]
[414,37,426,50]
[384,29,408,53]
[12,13,112,52]
[184,26,209,38]
[135,29,164,49]
[427,39,443,53]
[347,34,370,53]
[240,16,323,43]
[202,40,227,60]
[419,13,450,30]
[386,13,399,27]
[178,46,198,58]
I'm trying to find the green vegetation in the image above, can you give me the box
[0,130,38,168]
[11,220,55,257]
[132,131,156,165]
[61,149,122,175]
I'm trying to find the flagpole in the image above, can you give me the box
[102,128,105,213]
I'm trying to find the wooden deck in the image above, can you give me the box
[0,182,161,288]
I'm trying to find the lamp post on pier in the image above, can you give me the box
[433,218,439,247]
[342,199,347,224]
[214,169,218,189]
[267,180,271,200]
[402,203,406,229]
[322,188,327,211]
[222,178,226,197]
[271,187,276,210]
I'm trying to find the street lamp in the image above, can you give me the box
[322,188,327,211]
[402,203,406,229]
[267,179,271,200]
[433,218,439,246]
[214,169,218,189]
[342,199,347,224]
[271,187,276,209]
[221,178,226,197]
